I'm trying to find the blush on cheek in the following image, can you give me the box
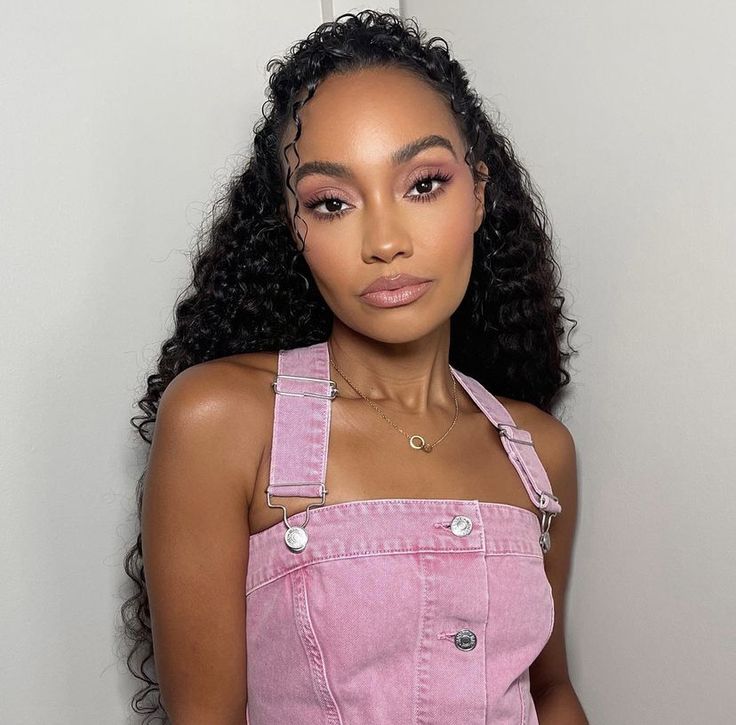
[446,236,474,286]
[302,248,353,299]
[439,226,474,261]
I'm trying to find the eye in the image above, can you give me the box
[302,169,454,222]
[303,194,351,222]
[406,170,453,202]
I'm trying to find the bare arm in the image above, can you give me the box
[507,401,589,724]
[141,362,263,724]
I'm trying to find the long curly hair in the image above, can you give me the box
[121,9,577,722]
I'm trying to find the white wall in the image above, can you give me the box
[403,1,736,722]
[3,1,733,722]
[0,1,320,722]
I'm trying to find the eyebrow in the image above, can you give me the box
[292,134,458,187]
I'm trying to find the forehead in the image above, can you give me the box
[280,66,462,167]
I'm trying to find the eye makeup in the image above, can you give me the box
[302,168,454,222]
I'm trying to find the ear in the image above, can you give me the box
[473,160,489,233]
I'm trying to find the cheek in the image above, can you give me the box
[302,244,351,297]
[433,177,478,243]
[427,203,476,266]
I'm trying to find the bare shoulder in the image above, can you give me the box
[163,349,278,410]
[155,350,279,504]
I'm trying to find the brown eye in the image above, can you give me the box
[304,194,351,221]
[415,178,434,194]
[406,171,453,201]
[321,199,345,213]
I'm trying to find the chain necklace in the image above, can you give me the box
[327,342,460,453]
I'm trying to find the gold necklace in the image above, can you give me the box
[328,343,460,453]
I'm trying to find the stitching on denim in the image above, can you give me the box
[247,546,482,595]
[451,368,503,429]
[255,497,540,526]
[517,669,526,725]
[248,499,541,551]
[291,568,343,724]
[474,499,487,553]
[246,501,544,593]
[246,547,543,596]
[269,350,283,489]
[413,552,429,725]
[545,576,555,644]
[480,507,489,722]
[520,446,556,508]
[317,362,328,483]
[506,446,543,510]
[511,448,559,516]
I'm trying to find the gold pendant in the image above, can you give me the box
[409,434,433,452]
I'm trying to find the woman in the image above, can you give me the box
[122,10,586,724]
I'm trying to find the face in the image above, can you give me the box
[280,66,487,343]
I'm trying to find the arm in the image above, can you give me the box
[518,405,589,724]
[141,362,263,724]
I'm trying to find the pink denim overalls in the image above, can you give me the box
[245,340,562,724]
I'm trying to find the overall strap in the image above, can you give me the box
[268,341,335,499]
[449,367,563,518]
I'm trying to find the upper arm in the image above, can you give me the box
[141,361,266,723]
[513,403,580,697]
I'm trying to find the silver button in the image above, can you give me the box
[450,515,473,537]
[284,526,308,552]
[454,629,477,651]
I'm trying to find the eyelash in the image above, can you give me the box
[303,170,453,222]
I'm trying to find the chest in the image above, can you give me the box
[248,399,539,536]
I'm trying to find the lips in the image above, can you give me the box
[360,272,432,295]
[359,280,433,308]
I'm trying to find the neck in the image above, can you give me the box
[327,319,455,415]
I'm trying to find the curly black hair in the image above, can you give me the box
[121,9,578,722]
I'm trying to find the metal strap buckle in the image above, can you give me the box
[272,373,338,400]
[539,492,559,510]
[267,486,327,525]
[496,422,535,446]
[539,509,555,553]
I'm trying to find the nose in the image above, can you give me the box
[361,201,414,264]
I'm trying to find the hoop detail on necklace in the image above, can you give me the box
[327,341,459,453]
[409,434,432,452]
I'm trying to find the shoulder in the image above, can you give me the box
[154,351,279,502]
[494,395,577,502]
[163,349,277,396]
[142,351,280,717]
[159,351,277,430]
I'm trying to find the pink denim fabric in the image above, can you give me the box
[245,341,562,724]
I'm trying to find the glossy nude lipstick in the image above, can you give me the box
[359,273,433,308]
